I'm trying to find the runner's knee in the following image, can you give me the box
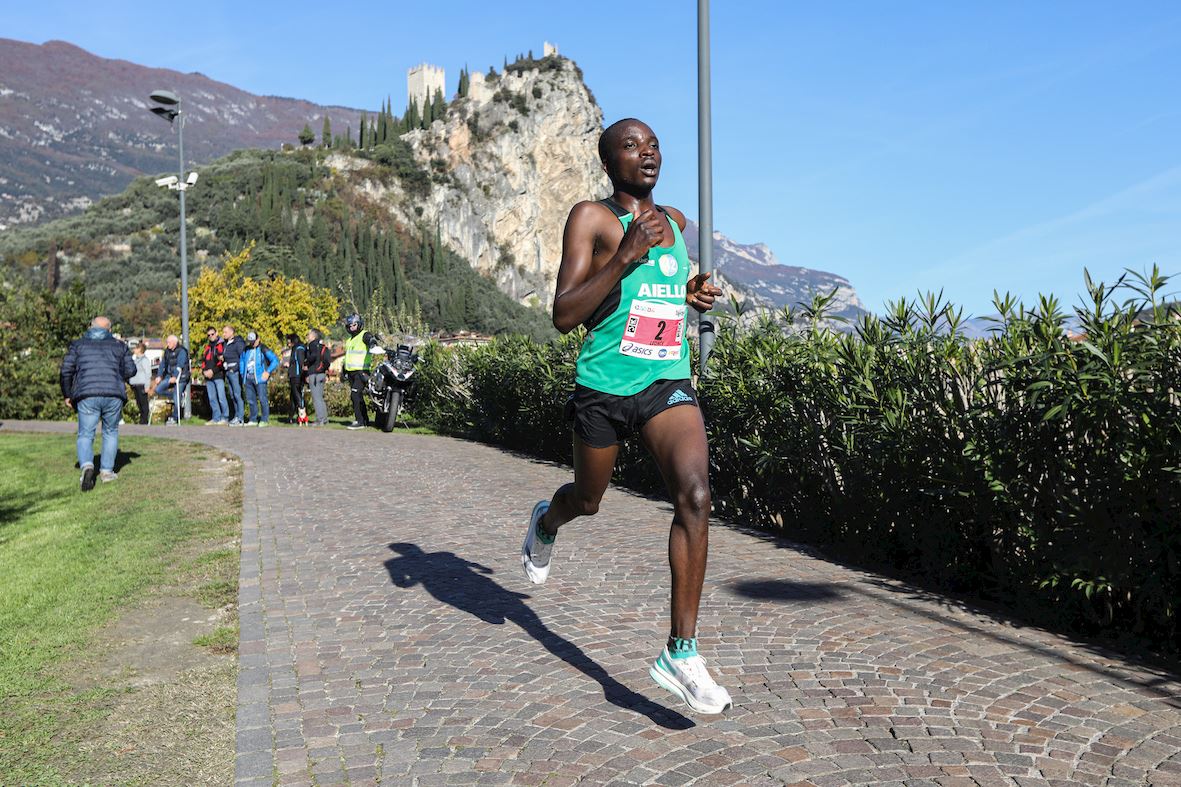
[674,479,711,523]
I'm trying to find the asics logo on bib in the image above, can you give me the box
[667,389,693,406]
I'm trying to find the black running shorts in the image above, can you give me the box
[566,378,699,449]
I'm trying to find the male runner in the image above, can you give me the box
[522,118,730,714]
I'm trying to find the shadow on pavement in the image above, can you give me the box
[727,579,844,603]
[383,543,695,730]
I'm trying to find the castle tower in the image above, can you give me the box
[543,41,558,57]
[407,63,446,110]
[468,70,491,103]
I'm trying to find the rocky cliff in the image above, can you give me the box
[332,56,608,308]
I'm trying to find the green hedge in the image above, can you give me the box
[411,270,1181,652]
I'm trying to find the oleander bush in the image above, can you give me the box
[413,268,1181,652]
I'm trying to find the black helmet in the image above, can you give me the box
[345,313,363,332]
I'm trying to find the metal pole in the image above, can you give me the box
[177,107,191,419]
[697,0,715,373]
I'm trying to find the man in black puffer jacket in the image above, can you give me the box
[60,316,136,491]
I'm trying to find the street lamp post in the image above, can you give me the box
[697,0,716,373]
[147,89,198,418]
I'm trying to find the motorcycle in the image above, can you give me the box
[366,337,419,432]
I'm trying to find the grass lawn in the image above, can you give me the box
[0,431,241,785]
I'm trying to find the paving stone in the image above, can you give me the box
[8,420,1181,786]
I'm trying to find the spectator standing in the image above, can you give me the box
[200,327,229,425]
[342,313,380,430]
[305,329,330,426]
[240,331,279,427]
[152,334,190,425]
[221,325,247,426]
[284,333,308,425]
[128,341,153,425]
[60,316,136,490]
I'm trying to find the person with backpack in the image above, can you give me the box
[284,333,308,425]
[200,326,229,425]
[304,328,330,426]
[239,331,279,427]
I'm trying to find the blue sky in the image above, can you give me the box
[6,1,1180,315]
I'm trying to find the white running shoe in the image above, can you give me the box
[521,500,554,584]
[649,647,733,714]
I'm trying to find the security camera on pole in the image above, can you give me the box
[147,89,199,418]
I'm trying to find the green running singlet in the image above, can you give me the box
[574,199,692,396]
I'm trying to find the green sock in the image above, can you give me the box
[535,518,555,544]
[668,637,697,659]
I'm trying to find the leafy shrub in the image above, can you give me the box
[0,281,101,420]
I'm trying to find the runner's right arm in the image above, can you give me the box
[552,202,666,334]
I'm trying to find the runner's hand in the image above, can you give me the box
[687,272,722,313]
[620,208,665,260]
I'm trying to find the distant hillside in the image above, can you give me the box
[0,38,363,229]
[682,222,866,321]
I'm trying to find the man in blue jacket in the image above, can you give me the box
[240,331,279,427]
[152,334,191,425]
[60,316,137,491]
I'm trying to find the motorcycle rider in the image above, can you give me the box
[342,313,380,430]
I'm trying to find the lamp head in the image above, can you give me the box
[149,89,180,106]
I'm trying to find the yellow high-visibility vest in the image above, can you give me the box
[344,332,372,372]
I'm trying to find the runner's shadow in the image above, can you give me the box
[383,543,694,730]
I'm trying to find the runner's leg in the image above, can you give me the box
[639,404,710,640]
[541,435,618,535]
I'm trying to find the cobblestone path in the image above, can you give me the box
[6,421,1181,786]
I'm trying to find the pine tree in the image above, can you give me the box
[298,123,315,146]
[406,97,419,132]
[321,116,331,148]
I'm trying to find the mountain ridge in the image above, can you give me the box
[0,37,365,229]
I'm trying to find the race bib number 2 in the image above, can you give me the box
[620,300,686,360]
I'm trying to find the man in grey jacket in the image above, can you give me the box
[60,316,137,490]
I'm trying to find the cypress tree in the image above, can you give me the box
[432,89,445,125]
[321,116,331,148]
[359,113,367,149]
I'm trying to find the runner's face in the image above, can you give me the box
[606,123,661,187]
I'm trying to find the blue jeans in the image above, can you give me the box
[244,378,270,423]
[225,371,244,422]
[207,377,228,421]
[155,377,188,421]
[76,396,123,472]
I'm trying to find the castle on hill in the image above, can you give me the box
[406,41,559,107]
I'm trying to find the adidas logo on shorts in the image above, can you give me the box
[667,389,693,406]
